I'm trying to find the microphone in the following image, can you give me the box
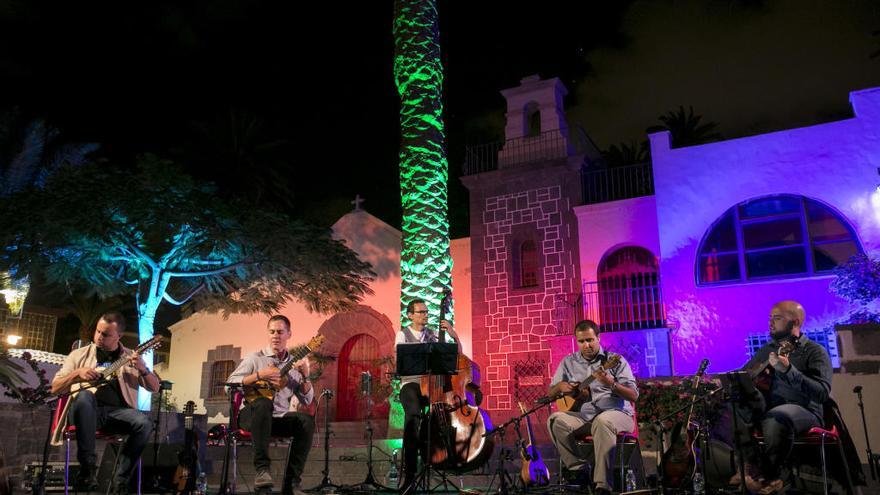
[853,385,863,394]
[321,388,334,398]
[692,359,710,390]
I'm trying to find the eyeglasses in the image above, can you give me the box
[412,310,429,315]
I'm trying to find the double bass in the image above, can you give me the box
[420,290,494,472]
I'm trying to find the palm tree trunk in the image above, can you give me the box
[393,0,453,329]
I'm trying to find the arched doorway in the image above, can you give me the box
[597,246,665,331]
[336,333,390,421]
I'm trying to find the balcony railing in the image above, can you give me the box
[463,129,575,175]
[581,162,654,205]
[582,278,666,332]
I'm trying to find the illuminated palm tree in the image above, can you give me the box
[393,0,453,328]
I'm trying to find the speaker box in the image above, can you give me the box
[98,442,183,492]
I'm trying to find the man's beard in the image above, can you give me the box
[771,320,795,341]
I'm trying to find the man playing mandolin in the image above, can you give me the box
[546,320,638,495]
[51,311,160,495]
[732,301,832,494]
[227,315,315,495]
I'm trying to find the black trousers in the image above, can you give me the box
[399,382,427,478]
[68,390,152,485]
[239,397,316,488]
[732,398,820,479]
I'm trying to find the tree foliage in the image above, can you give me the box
[0,155,375,320]
[647,105,721,148]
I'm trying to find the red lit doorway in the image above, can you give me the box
[336,333,389,421]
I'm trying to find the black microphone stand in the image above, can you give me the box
[347,374,392,492]
[309,389,340,492]
[149,380,173,492]
[32,395,61,495]
[854,386,877,480]
[218,383,242,495]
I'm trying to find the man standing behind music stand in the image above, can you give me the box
[226,315,315,495]
[395,299,460,493]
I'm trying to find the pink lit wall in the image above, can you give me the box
[651,87,880,375]
[573,195,661,282]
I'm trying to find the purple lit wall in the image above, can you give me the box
[650,87,880,375]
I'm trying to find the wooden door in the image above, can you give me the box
[336,333,388,421]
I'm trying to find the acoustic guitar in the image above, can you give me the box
[172,401,198,495]
[244,335,325,403]
[553,354,622,412]
[517,402,550,487]
[747,338,796,393]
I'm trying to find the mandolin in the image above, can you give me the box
[517,402,550,487]
[244,335,325,403]
[747,338,796,393]
[172,401,198,495]
[552,354,622,412]
[661,358,709,489]
[89,336,164,388]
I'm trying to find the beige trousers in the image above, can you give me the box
[547,409,634,491]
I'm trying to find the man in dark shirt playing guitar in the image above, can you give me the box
[732,301,832,494]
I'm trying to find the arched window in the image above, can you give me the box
[697,195,862,285]
[211,360,236,397]
[597,246,664,330]
[518,240,539,288]
[525,102,541,137]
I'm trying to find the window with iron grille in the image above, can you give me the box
[745,330,840,369]
[698,195,862,285]
[512,355,549,406]
[211,360,236,397]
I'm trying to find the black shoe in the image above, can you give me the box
[110,480,130,495]
[73,469,99,492]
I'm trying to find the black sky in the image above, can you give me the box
[2,0,879,239]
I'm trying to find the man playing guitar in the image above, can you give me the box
[732,301,832,494]
[226,315,314,495]
[546,320,638,495]
[51,311,160,495]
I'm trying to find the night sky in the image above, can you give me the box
[3,0,879,277]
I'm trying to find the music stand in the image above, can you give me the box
[396,343,458,495]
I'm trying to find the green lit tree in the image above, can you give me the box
[0,155,374,408]
[393,0,453,328]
